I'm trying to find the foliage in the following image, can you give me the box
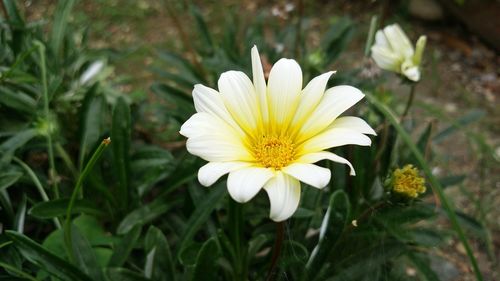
[0,1,492,281]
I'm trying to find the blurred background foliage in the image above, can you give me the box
[0,0,498,281]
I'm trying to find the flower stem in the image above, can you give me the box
[64,137,110,261]
[34,41,59,199]
[266,221,285,281]
[400,83,417,122]
[228,199,245,280]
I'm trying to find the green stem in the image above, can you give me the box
[34,40,59,199]
[55,143,79,180]
[364,16,378,57]
[400,83,417,122]
[228,199,244,281]
[266,221,285,281]
[0,262,39,281]
[64,137,110,261]
[13,157,61,229]
[365,93,483,281]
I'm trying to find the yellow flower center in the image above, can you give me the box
[392,164,426,198]
[252,134,296,170]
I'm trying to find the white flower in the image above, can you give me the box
[180,46,375,221]
[371,24,426,82]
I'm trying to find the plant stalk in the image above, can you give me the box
[63,137,110,261]
[266,221,285,281]
[35,41,59,199]
[400,83,417,122]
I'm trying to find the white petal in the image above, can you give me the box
[263,172,301,221]
[198,162,252,187]
[218,71,260,134]
[267,58,302,127]
[300,128,372,153]
[401,64,420,82]
[297,85,365,142]
[192,84,244,136]
[291,71,335,128]
[374,30,390,49]
[251,46,269,123]
[283,163,331,189]
[227,167,274,203]
[186,135,252,162]
[383,24,414,58]
[371,45,401,72]
[180,112,241,139]
[296,151,356,176]
[182,114,252,162]
[330,116,376,135]
[413,35,427,66]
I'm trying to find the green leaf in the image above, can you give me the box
[1,0,24,27]
[177,184,226,256]
[454,210,487,239]
[189,5,214,54]
[6,230,93,281]
[13,195,26,233]
[111,97,131,211]
[144,226,175,281]
[155,50,203,81]
[320,17,354,64]
[0,129,38,163]
[50,0,76,56]
[106,268,150,281]
[325,240,406,281]
[191,238,220,281]
[71,225,105,281]
[407,253,440,281]
[305,190,351,278]
[0,86,37,114]
[150,82,195,121]
[438,174,466,188]
[108,225,142,267]
[79,89,106,168]
[433,109,485,144]
[0,171,23,191]
[29,199,105,219]
[0,189,14,219]
[131,146,176,197]
[116,195,175,235]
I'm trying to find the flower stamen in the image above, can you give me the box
[252,135,296,170]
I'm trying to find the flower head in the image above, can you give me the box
[371,24,426,82]
[391,164,426,198]
[180,46,375,221]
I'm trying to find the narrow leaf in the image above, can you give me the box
[108,225,142,267]
[6,230,93,281]
[111,97,131,210]
[144,226,175,281]
[29,198,105,219]
[71,225,104,281]
[191,238,220,281]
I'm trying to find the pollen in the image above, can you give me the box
[392,164,426,198]
[252,134,296,170]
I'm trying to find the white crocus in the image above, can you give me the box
[371,24,427,82]
[180,46,376,222]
